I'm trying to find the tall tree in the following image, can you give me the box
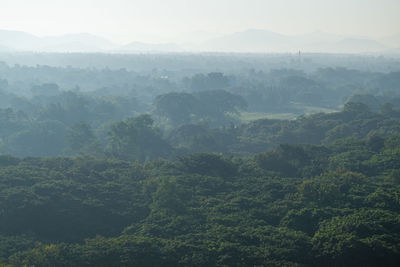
[108,114,172,161]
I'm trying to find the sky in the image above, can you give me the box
[1,0,399,44]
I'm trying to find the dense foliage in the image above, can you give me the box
[0,134,398,266]
[0,54,399,266]
[0,56,400,158]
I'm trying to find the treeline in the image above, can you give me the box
[0,134,399,266]
[0,61,400,155]
[1,60,400,113]
[1,60,400,159]
[1,52,399,74]
[2,94,400,160]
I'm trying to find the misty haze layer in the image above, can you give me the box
[0,29,399,54]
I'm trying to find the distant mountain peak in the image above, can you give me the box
[0,28,397,54]
[0,29,117,52]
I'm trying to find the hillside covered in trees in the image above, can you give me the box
[0,133,400,266]
[0,53,399,266]
[0,54,400,159]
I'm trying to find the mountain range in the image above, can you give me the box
[0,29,398,54]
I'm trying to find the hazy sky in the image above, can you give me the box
[1,0,399,43]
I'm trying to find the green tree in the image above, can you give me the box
[67,122,98,155]
[153,92,199,126]
[108,115,172,161]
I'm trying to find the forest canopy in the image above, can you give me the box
[0,53,399,266]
